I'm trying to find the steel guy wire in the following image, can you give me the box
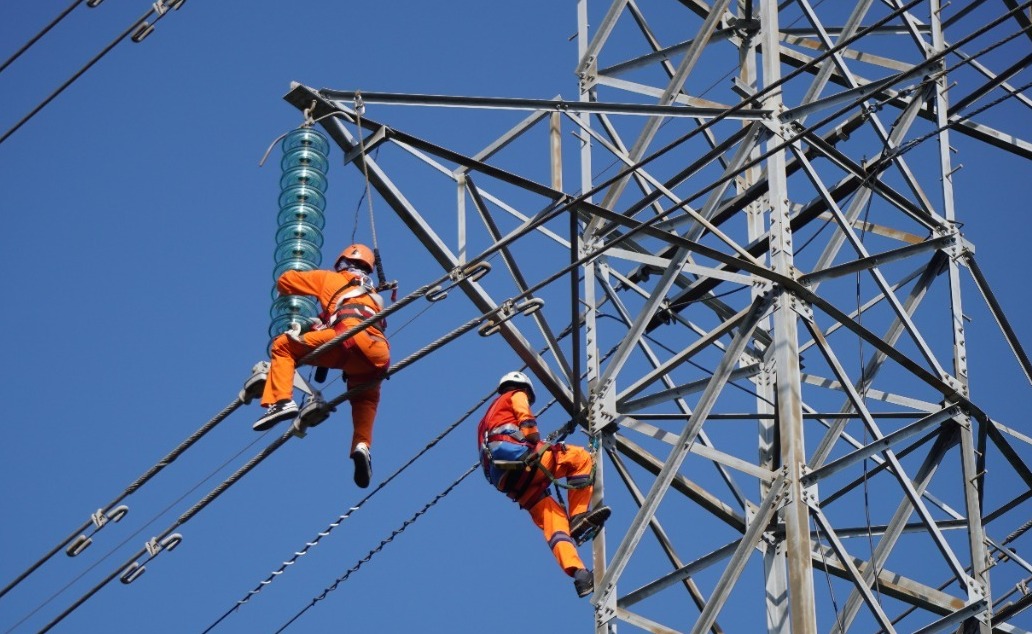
[0,0,186,146]
[1004,518,1032,546]
[272,463,479,634]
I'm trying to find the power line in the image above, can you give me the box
[199,390,496,633]
[0,0,90,76]
[0,0,186,147]
[273,463,478,633]
[0,383,258,601]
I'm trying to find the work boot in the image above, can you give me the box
[351,442,372,488]
[570,506,612,544]
[253,400,298,432]
[573,568,594,598]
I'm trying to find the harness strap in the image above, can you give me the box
[321,279,363,321]
[487,432,525,444]
[328,303,378,326]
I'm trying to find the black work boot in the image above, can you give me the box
[570,506,612,544]
[573,568,594,598]
[351,442,372,488]
[253,400,298,432]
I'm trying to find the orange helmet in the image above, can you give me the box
[335,243,374,273]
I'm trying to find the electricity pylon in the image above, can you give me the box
[286,1,1032,631]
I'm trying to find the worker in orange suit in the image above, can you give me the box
[476,371,610,598]
[254,243,390,488]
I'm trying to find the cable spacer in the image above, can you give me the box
[108,504,130,523]
[65,535,92,557]
[160,533,183,552]
[120,562,145,585]
[427,261,493,303]
[478,297,543,337]
[517,297,544,316]
[425,285,449,303]
[90,509,108,529]
[479,300,515,337]
[145,538,161,557]
[462,260,491,283]
[131,21,154,43]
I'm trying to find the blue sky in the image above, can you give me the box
[1,2,1031,633]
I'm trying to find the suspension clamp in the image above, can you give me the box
[296,393,333,432]
[120,562,146,585]
[240,361,269,404]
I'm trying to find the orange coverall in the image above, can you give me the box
[261,268,390,452]
[478,390,596,576]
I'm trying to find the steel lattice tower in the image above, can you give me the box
[285,1,1032,631]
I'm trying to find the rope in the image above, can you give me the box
[0,396,244,601]
[273,463,479,633]
[353,93,380,253]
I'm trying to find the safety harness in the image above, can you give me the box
[319,273,386,334]
[480,417,600,510]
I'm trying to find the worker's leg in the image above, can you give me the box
[260,329,346,407]
[340,330,390,452]
[527,496,585,576]
[344,379,380,451]
[540,445,594,517]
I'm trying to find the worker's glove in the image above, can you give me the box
[309,317,327,331]
[285,321,305,343]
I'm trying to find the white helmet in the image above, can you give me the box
[498,371,535,404]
